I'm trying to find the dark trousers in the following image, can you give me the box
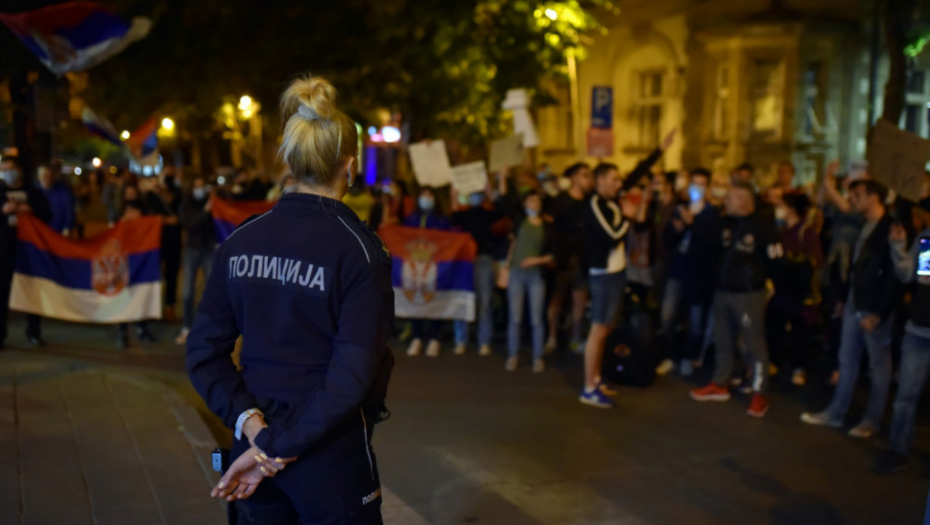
[712,290,770,393]
[162,227,182,306]
[0,252,41,343]
[412,319,441,341]
[767,300,815,374]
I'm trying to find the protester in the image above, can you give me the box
[405,187,453,357]
[690,182,783,418]
[450,184,508,357]
[544,162,593,353]
[498,178,553,372]
[37,164,76,236]
[116,183,158,348]
[801,179,899,437]
[0,156,52,348]
[145,170,183,323]
[657,168,717,377]
[175,176,217,345]
[767,192,823,386]
[370,180,415,232]
[102,168,129,225]
[343,180,376,224]
[873,209,930,473]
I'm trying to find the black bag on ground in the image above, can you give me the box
[601,310,657,388]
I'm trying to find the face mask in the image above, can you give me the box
[1,170,18,186]
[192,188,207,200]
[775,206,787,222]
[688,184,705,203]
[525,207,539,218]
[419,196,435,212]
[468,193,485,207]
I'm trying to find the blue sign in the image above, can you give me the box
[591,87,613,129]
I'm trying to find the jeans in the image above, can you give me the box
[825,304,893,426]
[182,247,214,329]
[889,331,930,455]
[660,278,708,362]
[455,255,495,346]
[508,268,545,359]
[712,290,770,393]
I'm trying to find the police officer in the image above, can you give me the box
[186,75,394,524]
[1,155,52,348]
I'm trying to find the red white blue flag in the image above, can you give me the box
[0,1,151,76]
[210,196,275,243]
[10,214,162,323]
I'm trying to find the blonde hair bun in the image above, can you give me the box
[278,74,358,188]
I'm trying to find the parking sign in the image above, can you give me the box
[591,87,613,129]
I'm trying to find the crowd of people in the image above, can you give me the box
[2,136,930,476]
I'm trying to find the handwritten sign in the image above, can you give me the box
[450,161,489,195]
[867,119,930,202]
[408,140,453,187]
[489,134,524,173]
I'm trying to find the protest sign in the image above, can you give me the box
[408,140,453,187]
[450,161,489,195]
[489,134,524,172]
[867,119,930,202]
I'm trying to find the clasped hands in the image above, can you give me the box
[211,414,296,502]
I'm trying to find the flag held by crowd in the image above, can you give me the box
[379,225,476,322]
[0,1,152,76]
[210,196,275,243]
[82,107,122,146]
[10,214,162,323]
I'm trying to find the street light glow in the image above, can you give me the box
[239,95,253,111]
[381,126,402,143]
[545,8,558,20]
[74,167,82,175]
[161,117,175,131]
[92,157,102,168]
[121,130,130,140]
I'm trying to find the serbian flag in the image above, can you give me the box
[10,214,162,323]
[125,117,158,157]
[0,1,152,76]
[211,196,275,243]
[82,106,122,146]
[379,225,476,321]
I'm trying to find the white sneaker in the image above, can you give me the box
[800,411,843,428]
[407,339,423,357]
[454,343,467,355]
[174,328,190,346]
[426,340,441,357]
[505,356,519,371]
[656,359,675,376]
[479,344,492,356]
[532,358,545,373]
[849,422,879,439]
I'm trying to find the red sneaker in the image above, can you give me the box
[747,394,769,418]
[690,383,731,402]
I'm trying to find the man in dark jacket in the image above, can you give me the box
[1,156,52,348]
[802,180,899,437]
[690,182,782,418]
[176,176,217,345]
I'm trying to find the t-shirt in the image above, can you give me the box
[511,220,545,269]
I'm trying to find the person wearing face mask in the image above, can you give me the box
[176,176,217,345]
[187,75,393,524]
[656,168,719,377]
[766,193,822,387]
[450,185,507,356]
[404,187,452,357]
[116,184,160,348]
[0,155,52,349]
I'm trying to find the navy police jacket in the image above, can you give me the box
[186,193,394,459]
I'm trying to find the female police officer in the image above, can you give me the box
[186,74,394,524]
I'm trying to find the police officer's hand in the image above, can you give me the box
[212,447,265,502]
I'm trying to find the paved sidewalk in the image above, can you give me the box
[0,353,225,525]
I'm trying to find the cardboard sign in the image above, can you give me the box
[408,140,453,187]
[867,119,930,202]
[489,134,524,172]
[450,161,489,195]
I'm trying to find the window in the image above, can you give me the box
[713,65,730,140]
[750,59,784,137]
[635,70,665,148]
[902,69,930,138]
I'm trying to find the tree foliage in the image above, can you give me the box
[3,0,611,146]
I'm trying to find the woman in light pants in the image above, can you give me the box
[504,191,553,372]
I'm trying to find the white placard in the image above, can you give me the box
[450,161,489,195]
[488,134,524,173]
[408,140,453,187]
[501,88,539,148]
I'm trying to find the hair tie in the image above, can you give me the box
[297,105,320,121]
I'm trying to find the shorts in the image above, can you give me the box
[589,271,627,326]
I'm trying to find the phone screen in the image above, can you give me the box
[919,237,930,277]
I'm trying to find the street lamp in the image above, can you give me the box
[92,157,101,168]
[239,95,253,111]
[120,130,130,140]
[161,117,175,131]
